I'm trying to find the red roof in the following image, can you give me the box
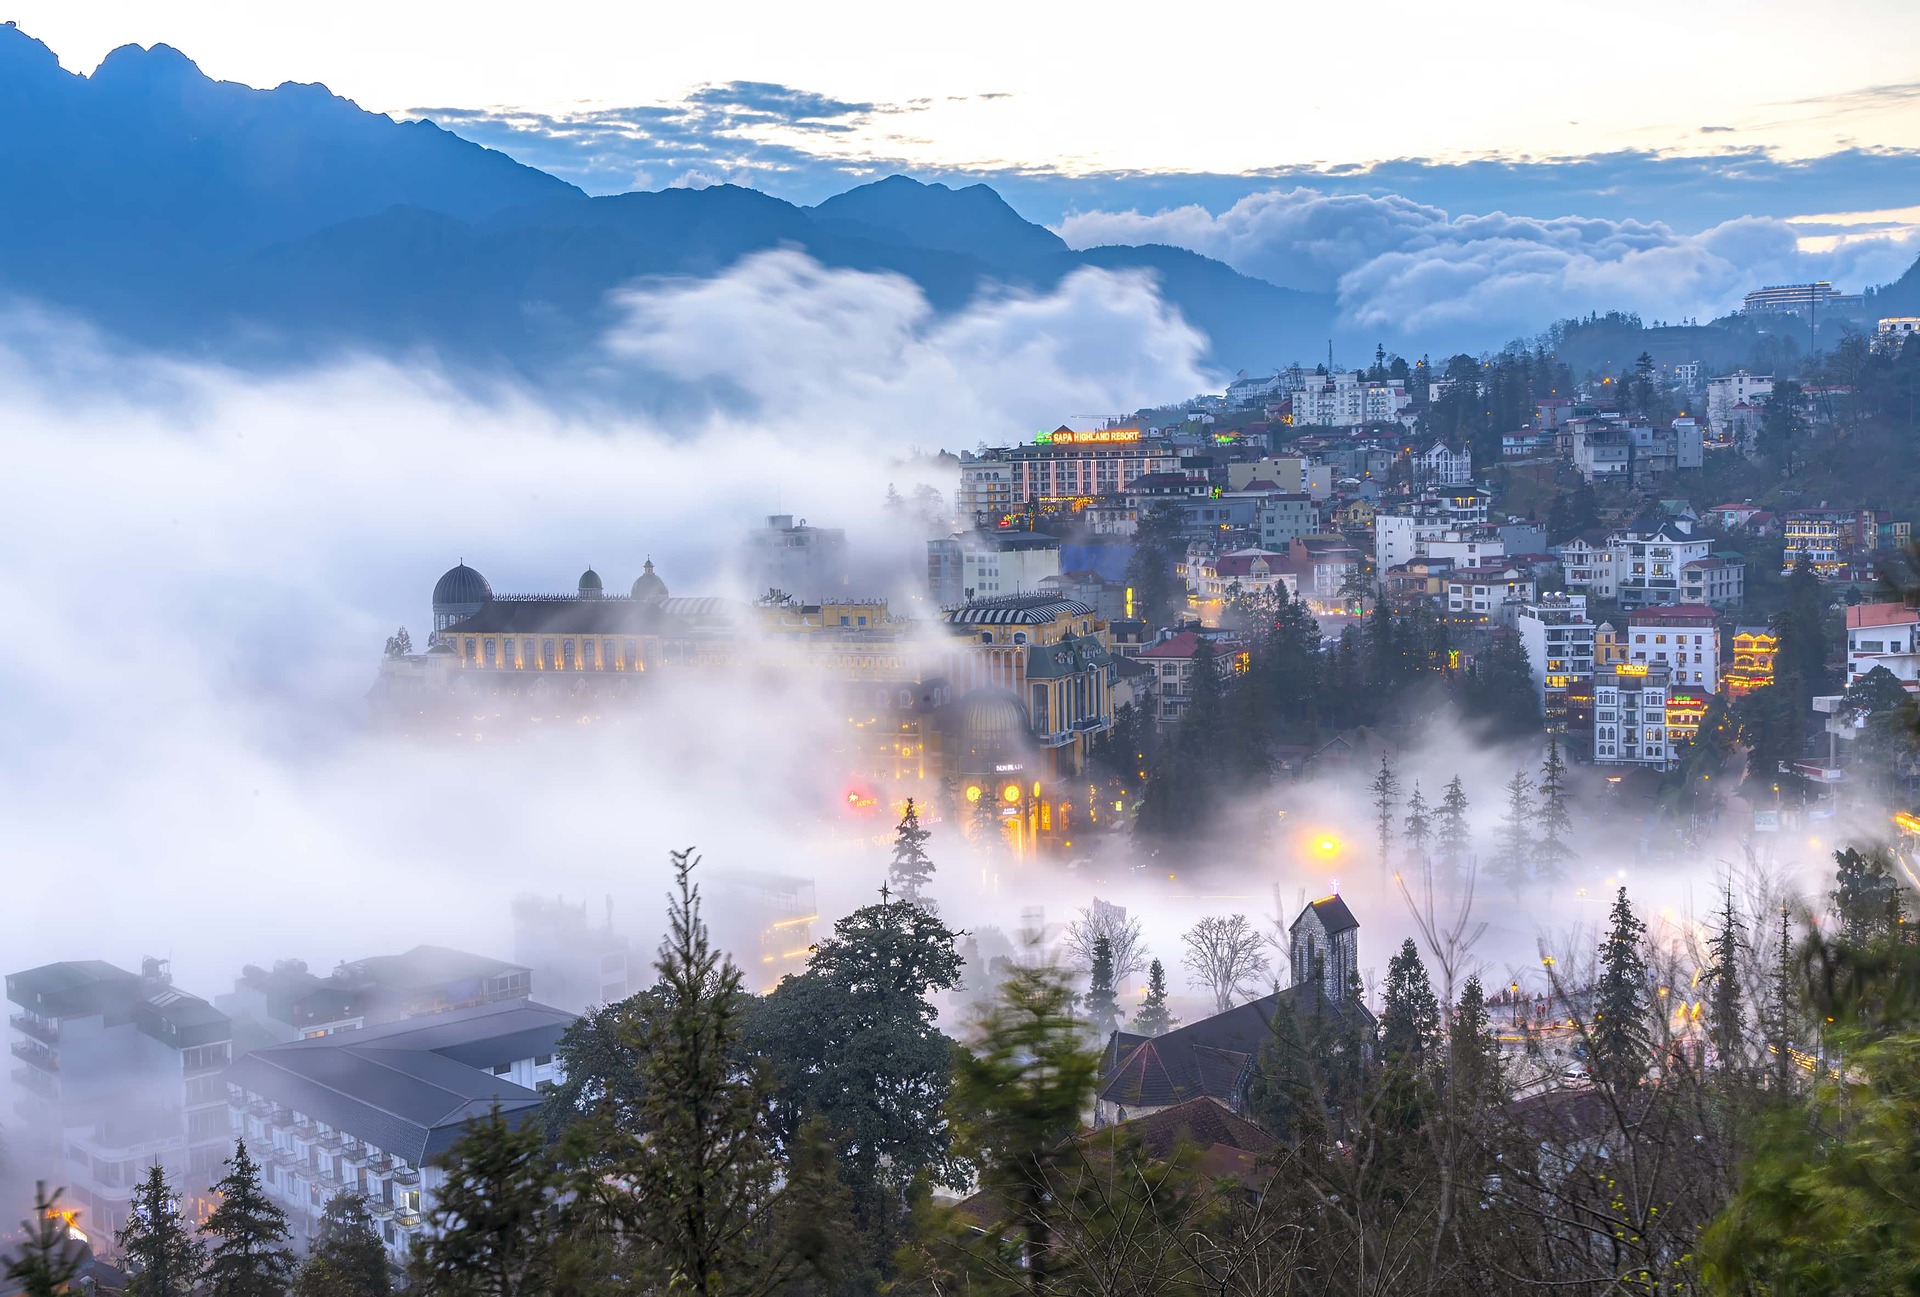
[1847,602,1920,629]
[1137,631,1204,660]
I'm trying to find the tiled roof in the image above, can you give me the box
[1136,631,1202,660]
[1847,602,1920,629]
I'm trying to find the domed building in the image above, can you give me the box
[953,687,1032,770]
[432,562,492,633]
[578,568,604,599]
[630,559,668,603]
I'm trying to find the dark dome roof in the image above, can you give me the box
[631,558,668,602]
[433,563,492,607]
[959,688,1031,741]
[579,567,603,596]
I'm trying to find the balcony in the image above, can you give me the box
[12,1066,59,1099]
[367,1199,396,1219]
[268,1108,294,1129]
[390,1166,420,1188]
[394,1211,422,1231]
[341,1141,369,1164]
[9,1014,58,1045]
[9,1040,57,1072]
[316,1131,346,1152]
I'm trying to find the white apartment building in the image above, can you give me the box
[1291,372,1411,427]
[744,514,847,600]
[1673,361,1701,390]
[1595,665,1672,768]
[1845,602,1920,689]
[1515,594,1597,715]
[1446,566,1536,621]
[1612,519,1723,609]
[1569,424,1631,482]
[1706,371,1773,442]
[7,960,233,1253]
[956,458,1014,524]
[1413,441,1473,487]
[1374,502,1502,575]
[225,1001,573,1269]
[927,531,1062,606]
[1626,605,1721,691]
[1554,533,1616,600]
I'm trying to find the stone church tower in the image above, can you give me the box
[1289,895,1360,1004]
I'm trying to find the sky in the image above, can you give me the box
[10,0,1920,232]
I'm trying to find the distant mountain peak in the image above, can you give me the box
[812,173,1068,264]
[91,40,205,85]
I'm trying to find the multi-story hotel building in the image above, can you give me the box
[956,429,1181,523]
[1625,605,1722,692]
[224,1000,572,1270]
[1515,594,1596,729]
[1595,664,1672,768]
[7,960,233,1251]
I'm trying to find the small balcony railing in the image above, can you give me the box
[9,1014,58,1045]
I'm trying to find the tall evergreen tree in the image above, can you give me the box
[1535,736,1575,882]
[1436,775,1471,876]
[1706,880,1748,1071]
[1084,935,1120,1040]
[1448,975,1501,1097]
[1491,771,1535,892]
[1134,959,1176,1037]
[201,1140,294,1297]
[293,1193,390,1297]
[1763,906,1800,1090]
[117,1164,205,1297]
[745,892,966,1275]
[1379,938,1441,1068]
[410,1111,562,1297]
[4,1183,86,1297]
[1121,502,1185,629]
[1591,887,1650,1088]
[622,848,810,1294]
[1368,753,1400,874]
[1401,782,1433,867]
[948,963,1100,1291]
[886,798,937,909]
[1830,845,1905,946]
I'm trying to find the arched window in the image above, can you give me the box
[1013,631,1028,646]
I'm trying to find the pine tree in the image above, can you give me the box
[1706,880,1747,1071]
[117,1163,205,1297]
[410,1111,561,1296]
[4,1182,86,1297]
[1436,775,1471,876]
[1830,845,1905,946]
[949,962,1100,1289]
[1379,938,1440,1068]
[1535,736,1575,883]
[624,848,795,1293]
[1368,753,1400,874]
[1491,771,1535,892]
[1084,935,1120,1039]
[1134,959,1176,1036]
[1763,906,1799,1090]
[1591,887,1650,1088]
[1448,975,1501,1097]
[1401,782,1433,867]
[886,798,937,909]
[201,1140,295,1297]
[293,1193,390,1297]
[969,786,1001,854]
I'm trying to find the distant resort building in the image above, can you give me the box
[376,562,1117,855]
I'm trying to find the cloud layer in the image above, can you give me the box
[1057,188,1920,339]
[0,253,1209,992]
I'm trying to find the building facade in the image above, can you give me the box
[1845,602,1920,690]
[224,1001,572,1269]
[1515,594,1597,726]
[1625,605,1722,692]
[927,530,1062,606]
[7,960,233,1252]
[1594,665,1672,768]
[743,514,847,599]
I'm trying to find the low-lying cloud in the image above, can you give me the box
[0,253,1208,993]
[1057,188,1920,340]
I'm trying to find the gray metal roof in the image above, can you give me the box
[225,1001,573,1166]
